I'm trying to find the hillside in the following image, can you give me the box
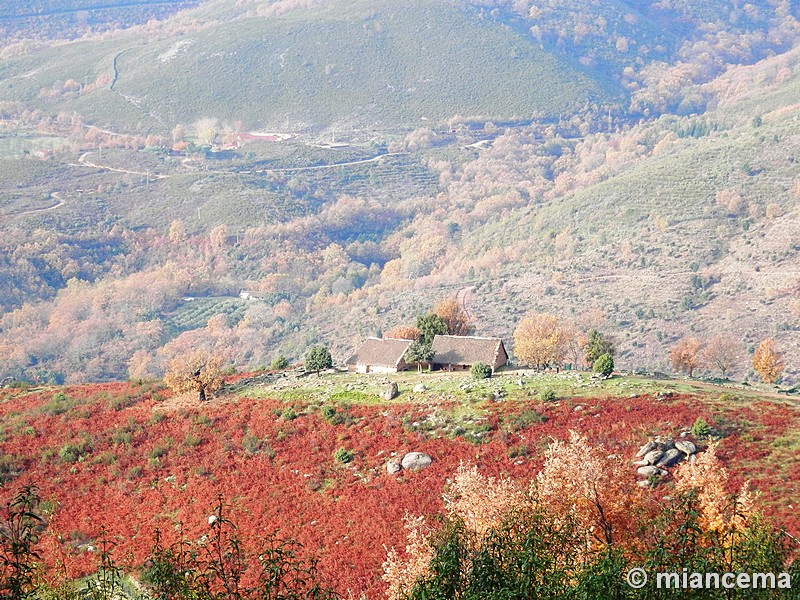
[0,373,799,596]
[0,0,616,131]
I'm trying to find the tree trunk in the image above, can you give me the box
[199,387,207,402]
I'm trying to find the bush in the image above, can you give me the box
[281,407,298,421]
[471,362,492,380]
[593,353,614,377]
[271,354,289,370]
[691,417,711,438]
[541,388,557,402]
[333,447,353,464]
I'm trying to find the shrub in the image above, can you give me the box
[593,353,614,377]
[42,392,73,416]
[281,407,298,421]
[471,362,492,380]
[271,355,289,370]
[541,388,557,402]
[333,447,353,464]
[691,417,711,438]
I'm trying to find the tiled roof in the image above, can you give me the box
[431,335,505,366]
[346,338,413,368]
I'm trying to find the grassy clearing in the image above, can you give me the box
[238,369,795,409]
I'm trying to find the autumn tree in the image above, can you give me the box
[702,334,741,378]
[669,336,703,377]
[164,351,223,402]
[752,338,784,384]
[433,296,473,336]
[513,313,569,370]
[384,326,420,341]
[415,313,448,346]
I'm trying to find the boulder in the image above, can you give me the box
[382,382,399,401]
[656,448,683,468]
[643,450,665,465]
[654,437,675,451]
[636,441,657,458]
[637,465,667,478]
[675,440,697,455]
[401,452,432,471]
[413,383,428,393]
[386,460,402,475]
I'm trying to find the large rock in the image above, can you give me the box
[386,460,402,475]
[637,465,667,478]
[643,450,665,465]
[413,383,428,393]
[675,440,697,455]
[401,452,432,471]
[636,441,657,458]
[656,448,683,468]
[382,382,399,401]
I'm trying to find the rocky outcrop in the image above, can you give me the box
[633,436,699,486]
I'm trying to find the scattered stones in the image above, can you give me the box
[382,382,399,401]
[401,452,432,471]
[386,460,402,475]
[573,405,584,412]
[413,383,428,393]
[675,440,697,455]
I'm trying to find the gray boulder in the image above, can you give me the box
[643,450,665,465]
[656,448,683,468]
[636,441,657,458]
[675,440,697,455]
[637,465,667,478]
[386,460,402,475]
[413,383,428,393]
[401,452,432,471]
[382,382,399,401]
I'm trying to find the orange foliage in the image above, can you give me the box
[535,431,640,548]
[433,296,473,336]
[674,443,753,533]
[752,338,784,384]
[669,336,703,377]
[513,312,569,370]
[384,326,420,341]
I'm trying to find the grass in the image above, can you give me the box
[238,369,795,410]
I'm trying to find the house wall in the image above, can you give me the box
[353,364,398,374]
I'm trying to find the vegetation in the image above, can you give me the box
[164,351,224,402]
[470,363,492,381]
[754,339,785,384]
[385,442,798,599]
[593,353,614,378]
[304,346,332,376]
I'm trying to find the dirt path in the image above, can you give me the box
[78,151,170,179]
[229,152,409,176]
[1,191,66,220]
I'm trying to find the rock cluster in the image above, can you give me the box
[386,452,432,474]
[633,437,697,487]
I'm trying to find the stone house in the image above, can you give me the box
[346,338,413,373]
[430,335,508,373]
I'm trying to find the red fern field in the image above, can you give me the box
[0,380,798,597]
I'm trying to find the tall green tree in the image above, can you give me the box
[305,346,332,376]
[405,341,434,372]
[583,329,614,367]
[416,314,448,346]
